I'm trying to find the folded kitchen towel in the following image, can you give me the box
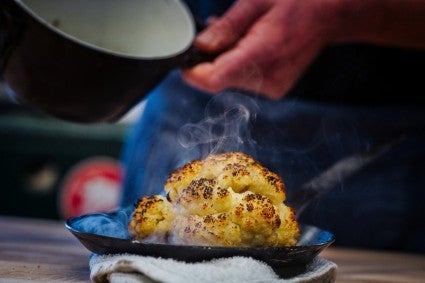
[90,254,337,283]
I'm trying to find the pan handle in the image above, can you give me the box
[289,135,405,218]
[181,45,218,68]
[180,17,220,68]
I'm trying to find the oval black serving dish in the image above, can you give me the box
[66,211,334,271]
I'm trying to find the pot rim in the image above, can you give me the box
[12,0,196,60]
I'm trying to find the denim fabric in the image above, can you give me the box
[120,70,425,253]
[119,0,425,254]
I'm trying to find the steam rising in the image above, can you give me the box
[71,91,262,240]
[178,91,259,158]
[70,207,132,239]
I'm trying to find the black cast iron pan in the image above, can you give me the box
[65,211,334,270]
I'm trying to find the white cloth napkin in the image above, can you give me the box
[90,254,337,283]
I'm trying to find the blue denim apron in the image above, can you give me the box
[119,1,425,252]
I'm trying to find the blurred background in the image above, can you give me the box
[0,82,144,220]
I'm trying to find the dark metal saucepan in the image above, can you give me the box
[0,0,213,122]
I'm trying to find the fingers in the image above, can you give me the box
[195,0,269,52]
[183,14,289,98]
[182,29,322,100]
[182,0,327,99]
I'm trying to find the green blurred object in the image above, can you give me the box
[0,111,128,219]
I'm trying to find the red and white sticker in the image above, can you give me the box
[59,157,123,219]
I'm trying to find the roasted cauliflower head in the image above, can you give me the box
[128,152,300,247]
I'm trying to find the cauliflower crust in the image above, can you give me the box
[129,152,300,247]
[165,160,202,202]
[165,152,286,205]
[172,213,242,246]
[175,178,233,216]
[128,195,174,242]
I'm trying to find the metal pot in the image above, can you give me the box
[0,0,209,122]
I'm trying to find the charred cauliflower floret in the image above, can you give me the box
[128,195,174,243]
[165,159,203,202]
[175,178,233,216]
[204,152,286,205]
[275,203,299,246]
[165,152,286,205]
[129,152,300,247]
[172,213,242,246]
[230,192,282,246]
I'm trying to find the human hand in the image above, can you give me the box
[182,0,338,99]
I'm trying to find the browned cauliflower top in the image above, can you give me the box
[128,152,299,247]
[165,152,286,205]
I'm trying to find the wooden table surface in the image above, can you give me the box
[0,215,424,282]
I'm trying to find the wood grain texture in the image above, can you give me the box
[0,216,90,282]
[322,248,425,283]
[0,216,424,282]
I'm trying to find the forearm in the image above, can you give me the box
[325,0,425,49]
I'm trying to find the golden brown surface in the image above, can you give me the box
[165,152,286,204]
[128,195,174,243]
[129,152,299,247]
